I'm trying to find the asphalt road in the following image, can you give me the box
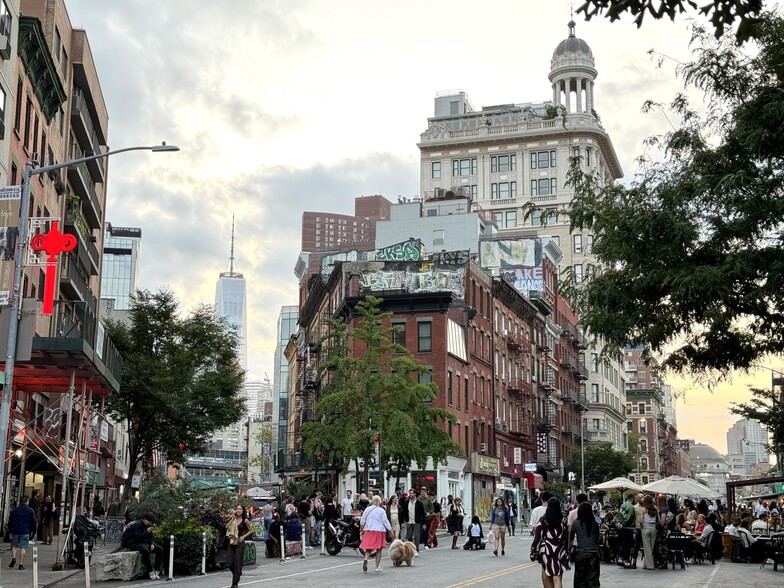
[48,533,784,587]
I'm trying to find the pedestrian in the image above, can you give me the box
[490,497,511,556]
[428,492,440,548]
[617,493,636,568]
[404,488,426,555]
[508,497,518,536]
[464,515,484,550]
[530,497,569,588]
[225,505,253,588]
[121,513,163,580]
[359,496,392,573]
[530,492,552,532]
[386,494,402,540]
[447,496,466,549]
[640,495,658,570]
[93,497,105,518]
[262,500,274,539]
[569,502,600,588]
[42,495,55,544]
[297,495,312,548]
[341,490,354,523]
[8,496,37,571]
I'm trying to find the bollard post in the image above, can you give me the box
[320,522,326,556]
[280,522,286,562]
[201,531,206,575]
[33,545,39,588]
[83,542,91,588]
[301,532,307,559]
[167,535,174,581]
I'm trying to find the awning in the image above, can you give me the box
[537,468,562,482]
[522,472,544,490]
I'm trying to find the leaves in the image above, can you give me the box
[568,443,636,486]
[104,288,245,490]
[576,0,764,41]
[730,385,784,457]
[565,13,784,375]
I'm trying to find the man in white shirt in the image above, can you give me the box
[529,492,551,533]
[751,513,769,534]
[341,490,354,523]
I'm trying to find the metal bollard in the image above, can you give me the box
[320,522,326,556]
[301,532,307,559]
[83,542,91,588]
[167,535,174,581]
[201,531,207,575]
[280,522,287,562]
[33,545,39,588]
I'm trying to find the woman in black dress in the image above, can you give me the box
[531,497,569,588]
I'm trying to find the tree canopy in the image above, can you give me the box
[565,13,784,375]
[577,0,763,40]
[104,288,245,496]
[730,386,784,464]
[568,442,636,487]
[301,296,460,490]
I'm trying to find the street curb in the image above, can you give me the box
[41,568,83,588]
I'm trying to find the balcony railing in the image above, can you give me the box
[275,450,313,472]
[63,213,99,276]
[68,144,103,229]
[60,252,98,316]
[70,89,105,183]
[585,427,610,441]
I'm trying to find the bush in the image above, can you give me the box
[153,518,217,574]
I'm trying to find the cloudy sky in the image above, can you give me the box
[63,0,782,457]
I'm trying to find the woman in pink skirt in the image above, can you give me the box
[359,495,392,572]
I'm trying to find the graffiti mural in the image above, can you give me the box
[375,238,424,262]
[500,266,544,293]
[359,253,468,300]
[480,238,550,294]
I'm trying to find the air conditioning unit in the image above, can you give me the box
[532,376,537,383]
[495,418,501,426]
[434,188,446,198]
[502,329,508,337]
[480,443,488,453]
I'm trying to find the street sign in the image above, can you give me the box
[0,186,21,198]
[524,463,537,472]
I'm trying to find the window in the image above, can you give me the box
[642,475,649,484]
[452,158,477,177]
[470,185,478,200]
[491,181,516,200]
[640,456,648,469]
[431,162,441,179]
[574,264,583,283]
[587,234,593,253]
[464,377,469,410]
[591,383,599,402]
[531,209,541,227]
[639,420,647,433]
[531,150,557,169]
[23,98,32,149]
[550,235,560,247]
[32,114,39,157]
[493,212,502,227]
[586,147,592,166]
[505,211,517,228]
[447,370,453,405]
[491,154,516,173]
[419,368,432,385]
[640,439,647,452]
[418,321,432,352]
[590,353,598,372]
[53,27,61,67]
[573,234,582,253]
[13,77,21,132]
[392,321,406,351]
[531,178,557,196]
[572,146,580,158]
[433,229,444,245]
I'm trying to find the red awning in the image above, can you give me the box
[522,472,543,490]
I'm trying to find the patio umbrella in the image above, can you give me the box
[587,476,645,494]
[641,476,721,499]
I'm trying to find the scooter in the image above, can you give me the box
[325,516,364,555]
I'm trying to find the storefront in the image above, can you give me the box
[471,453,499,520]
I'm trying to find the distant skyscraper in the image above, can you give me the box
[726,418,769,477]
[214,218,247,371]
[101,223,142,311]
[245,377,273,418]
[274,306,298,454]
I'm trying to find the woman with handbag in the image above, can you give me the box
[447,497,466,549]
[569,502,600,588]
[490,497,511,556]
[530,497,569,588]
[359,495,392,573]
[225,506,253,588]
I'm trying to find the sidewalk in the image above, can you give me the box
[1,537,112,588]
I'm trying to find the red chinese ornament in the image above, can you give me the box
[30,220,77,316]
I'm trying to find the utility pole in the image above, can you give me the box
[773,372,784,477]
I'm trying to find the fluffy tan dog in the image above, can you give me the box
[388,539,416,566]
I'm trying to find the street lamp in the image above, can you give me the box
[0,143,179,514]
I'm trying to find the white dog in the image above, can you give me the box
[388,539,416,566]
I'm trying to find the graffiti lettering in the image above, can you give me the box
[501,267,544,294]
[360,266,466,300]
[431,250,469,267]
[376,239,423,262]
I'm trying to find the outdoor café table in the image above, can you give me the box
[757,532,784,568]
[667,532,693,569]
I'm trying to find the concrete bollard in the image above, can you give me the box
[83,542,91,588]
[320,522,326,556]
[280,522,287,562]
[201,531,206,575]
[167,535,174,581]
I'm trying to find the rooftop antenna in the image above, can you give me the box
[230,214,236,275]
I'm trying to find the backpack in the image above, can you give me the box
[121,522,136,548]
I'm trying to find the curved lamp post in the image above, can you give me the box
[0,143,179,525]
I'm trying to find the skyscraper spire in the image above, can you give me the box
[230,214,236,276]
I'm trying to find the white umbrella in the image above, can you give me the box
[245,486,275,499]
[641,476,721,499]
[587,476,645,494]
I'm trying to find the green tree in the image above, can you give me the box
[104,288,245,498]
[568,443,636,488]
[301,295,460,491]
[564,13,784,375]
[576,0,763,40]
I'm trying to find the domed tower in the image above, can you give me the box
[548,20,597,116]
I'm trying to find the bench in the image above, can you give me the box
[93,551,155,581]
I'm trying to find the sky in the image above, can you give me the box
[62,0,782,457]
